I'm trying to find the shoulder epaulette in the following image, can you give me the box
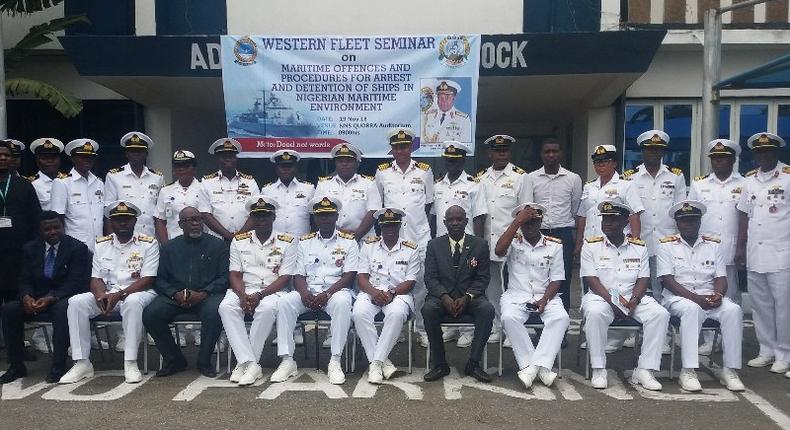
[623,168,637,178]
[203,172,218,180]
[416,162,430,171]
[585,236,603,243]
[137,234,155,243]
[745,169,758,177]
[300,232,317,241]
[702,234,721,243]
[361,174,375,181]
[338,231,355,240]
[364,235,380,244]
[401,240,417,249]
[151,169,163,176]
[628,237,646,246]
[466,175,477,182]
[586,178,596,184]
[25,174,38,181]
[238,172,254,180]
[782,166,790,174]
[108,166,124,174]
[670,167,683,176]
[434,175,443,184]
[693,174,709,181]
[514,232,523,241]
[318,175,332,182]
[475,169,486,178]
[96,235,112,244]
[298,179,314,187]
[276,233,294,243]
[261,181,273,188]
[659,235,679,243]
[512,166,525,175]
[544,235,562,244]
[56,172,71,179]
[234,231,253,241]
[378,162,392,171]
[454,110,469,118]
[619,174,632,181]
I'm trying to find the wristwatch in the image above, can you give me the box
[465,292,475,301]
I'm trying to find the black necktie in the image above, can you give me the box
[452,242,461,268]
[440,113,446,125]
[44,246,56,279]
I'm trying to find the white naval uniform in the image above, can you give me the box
[352,237,420,363]
[276,231,359,358]
[577,175,645,239]
[154,179,203,240]
[478,163,534,323]
[50,169,104,251]
[500,234,569,370]
[260,178,315,237]
[580,236,669,370]
[421,106,472,144]
[198,170,259,238]
[29,172,57,210]
[315,174,381,239]
[431,172,487,237]
[656,235,742,369]
[219,231,297,365]
[688,172,746,302]
[737,162,790,362]
[104,164,164,237]
[67,234,159,362]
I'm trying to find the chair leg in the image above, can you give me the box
[585,348,590,380]
[498,324,503,377]
[93,325,105,362]
[407,319,413,374]
[143,338,149,375]
[41,324,54,354]
[669,328,677,380]
[425,332,430,373]
[633,330,641,369]
[315,320,320,371]
[227,333,233,374]
[302,324,308,360]
[558,348,563,378]
[483,343,488,371]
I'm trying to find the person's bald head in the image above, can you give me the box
[178,206,204,239]
[444,205,468,239]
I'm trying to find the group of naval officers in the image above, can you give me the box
[0,125,787,394]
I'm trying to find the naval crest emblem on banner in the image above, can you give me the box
[234,36,258,66]
[438,35,471,67]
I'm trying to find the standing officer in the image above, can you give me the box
[6,139,25,175]
[27,138,64,210]
[352,208,419,384]
[580,201,669,391]
[154,150,202,242]
[199,138,258,242]
[477,134,533,344]
[50,139,104,251]
[219,196,297,386]
[529,137,582,312]
[270,196,358,385]
[60,201,159,384]
[736,132,790,375]
[421,80,472,144]
[495,203,569,390]
[375,128,434,346]
[105,132,164,237]
[261,150,315,237]
[315,143,380,241]
[657,200,744,392]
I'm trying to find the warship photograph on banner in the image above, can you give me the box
[228,90,316,137]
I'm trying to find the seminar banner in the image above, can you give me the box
[221,35,480,158]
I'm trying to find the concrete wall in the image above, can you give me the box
[1,4,65,48]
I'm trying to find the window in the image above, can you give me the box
[623,104,654,171]
[623,102,692,181]
[737,104,769,174]
[773,104,790,167]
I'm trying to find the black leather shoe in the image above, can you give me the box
[45,369,65,384]
[197,365,217,378]
[423,364,450,382]
[464,363,492,383]
[0,367,28,384]
[156,360,187,377]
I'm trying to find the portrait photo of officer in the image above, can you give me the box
[421,79,472,144]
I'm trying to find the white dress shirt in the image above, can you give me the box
[315,173,381,238]
[580,235,650,299]
[198,170,259,237]
[50,169,105,251]
[91,233,159,292]
[577,175,645,239]
[294,230,360,294]
[155,178,203,239]
[627,164,687,256]
[656,235,726,299]
[229,230,298,291]
[375,160,434,246]
[104,164,165,237]
[687,172,745,265]
[432,171,487,236]
[478,162,534,261]
[260,178,315,237]
[503,234,565,303]
[528,165,583,229]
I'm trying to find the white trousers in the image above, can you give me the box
[583,293,669,370]
[664,296,742,369]
[501,296,569,370]
[275,289,353,357]
[218,289,281,365]
[747,269,790,362]
[352,292,411,363]
[724,265,741,304]
[67,290,157,361]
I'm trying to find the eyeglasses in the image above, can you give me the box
[592,159,614,166]
[178,216,202,224]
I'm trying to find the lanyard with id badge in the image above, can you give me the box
[0,178,12,228]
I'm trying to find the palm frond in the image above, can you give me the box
[6,78,82,118]
[0,0,63,15]
[5,14,90,67]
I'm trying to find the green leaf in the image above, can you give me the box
[5,14,90,67]
[0,0,63,15]
[6,78,83,118]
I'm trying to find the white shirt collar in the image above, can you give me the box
[536,166,567,177]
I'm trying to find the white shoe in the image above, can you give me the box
[327,360,345,385]
[229,362,249,383]
[115,335,125,353]
[604,340,622,354]
[60,360,94,384]
[661,336,672,355]
[747,355,774,368]
[698,341,713,356]
[517,365,538,389]
[322,334,332,349]
[591,368,607,389]
[678,368,702,392]
[417,332,429,348]
[487,331,501,344]
[382,360,397,380]
[442,328,459,343]
[538,367,557,387]
[124,361,143,384]
[367,361,384,384]
[719,368,745,391]
[270,359,298,383]
[785,370,790,379]
[631,368,662,391]
[396,332,406,344]
[580,340,587,350]
[147,334,156,346]
[238,363,263,386]
[503,336,512,349]
[456,333,473,348]
[294,330,304,346]
[623,334,636,348]
[212,334,227,353]
[91,337,109,350]
[193,330,202,347]
[769,360,790,374]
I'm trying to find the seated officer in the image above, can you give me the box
[581,201,669,391]
[61,201,159,384]
[142,206,229,378]
[657,200,744,392]
[0,211,91,384]
[270,196,358,385]
[218,196,297,386]
[352,208,419,384]
[494,203,569,390]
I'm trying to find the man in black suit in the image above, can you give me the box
[0,211,91,383]
[423,205,494,382]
